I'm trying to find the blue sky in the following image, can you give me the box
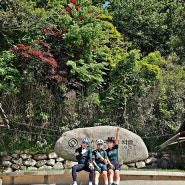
[102,1,110,8]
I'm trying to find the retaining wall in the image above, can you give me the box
[0,150,180,173]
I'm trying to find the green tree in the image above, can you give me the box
[100,50,165,135]
[109,0,183,56]
[12,0,122,92]
[3,0,124,130]
[0,0,48,51]
[158,54,185,130]
[0,51,22,93]
[168,6,185,61]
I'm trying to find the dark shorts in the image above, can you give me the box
[95,163,107,172]
[108,160,120,171]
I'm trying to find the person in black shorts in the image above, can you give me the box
[106,127,120,185]
[72,138,94,185]
[92,139,108,185]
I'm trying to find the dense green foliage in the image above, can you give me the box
[0,51,22,93]
[0,0,185,152]
[110,0,185,57]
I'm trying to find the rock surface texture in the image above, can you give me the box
[54,126,149,163]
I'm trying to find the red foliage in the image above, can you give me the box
[35,40,51,49]
[31,50,58,68]
[31,50,43,57]
[11,0,89,85]
[21,52,29,57]
[12,41,70,83]
[92,46,96,51]
[53,32,63,37]
[65,6,72,14]
[17,44,25,48]
[12,44,32,59]
[12,43,58,68]
[65,0,81,16]
[12,44,31,53]
[41,55,58,68]
[11,48,17,52]
[18,44,31,51]
[75,5,81,10]
[79,16,84,21]
[70,0,76,5]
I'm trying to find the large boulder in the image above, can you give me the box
[54,126,148,163]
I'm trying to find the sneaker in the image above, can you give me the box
[89,182,93,185]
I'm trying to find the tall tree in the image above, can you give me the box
[109,0,183,56]
[11,0,122,91]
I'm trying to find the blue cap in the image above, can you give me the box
[82,138,89,145]
[82,141,89,145]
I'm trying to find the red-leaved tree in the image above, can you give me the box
[12,0,118,90]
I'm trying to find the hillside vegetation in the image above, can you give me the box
[1,0,185,152]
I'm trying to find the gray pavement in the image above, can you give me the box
[29,182,185,185]
[1,170,185,185]
[121,180,185,185]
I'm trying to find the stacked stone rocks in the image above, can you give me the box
[121,152,174,170]
[0,151,77,173]
[0,151,176,173]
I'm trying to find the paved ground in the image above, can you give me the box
[1,170,185,185]
[28,182,185,185]
[121,180,185,185]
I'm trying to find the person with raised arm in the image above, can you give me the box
[106,127,120,185]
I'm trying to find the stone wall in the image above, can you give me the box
[121,152,174,170]
[0,150,77,173]
[1,150,182,173]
